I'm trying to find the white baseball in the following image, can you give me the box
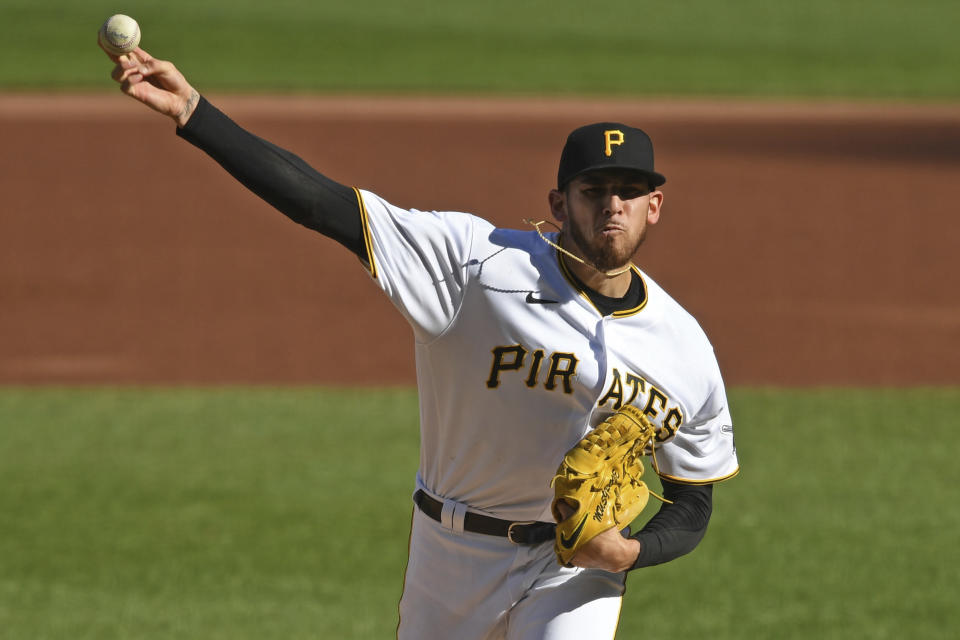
[98,14,141,55]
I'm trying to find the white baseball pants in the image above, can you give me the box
[397,506,626,640]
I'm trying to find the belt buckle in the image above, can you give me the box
[507,521,536,544]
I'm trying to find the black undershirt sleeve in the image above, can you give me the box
[629,479,713,570]
[175,96,367,259]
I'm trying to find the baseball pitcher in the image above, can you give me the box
[102,44,739,640]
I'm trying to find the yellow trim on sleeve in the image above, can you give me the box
[353,187,378,279]
[657,466,740,486]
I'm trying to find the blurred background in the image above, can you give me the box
[1,1,958,638]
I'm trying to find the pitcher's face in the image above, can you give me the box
[550,169,663,272]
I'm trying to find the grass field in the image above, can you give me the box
[1,387,958,638]
[2,0,958,97]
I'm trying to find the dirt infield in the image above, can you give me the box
[1,94,958,386]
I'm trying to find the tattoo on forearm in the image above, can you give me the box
[178,89,200,124]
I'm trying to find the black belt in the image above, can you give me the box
[413,490,555,545]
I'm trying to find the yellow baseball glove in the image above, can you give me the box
[550,404,660,567]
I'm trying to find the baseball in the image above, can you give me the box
[98,14,141,55]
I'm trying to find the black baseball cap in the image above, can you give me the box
[557,122,666,189]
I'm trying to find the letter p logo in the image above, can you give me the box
[604,129,624,157]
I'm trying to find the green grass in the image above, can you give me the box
[2,0,958,97]
[624,388,960,639]
[0,388,420,639]
[1,387,958,638]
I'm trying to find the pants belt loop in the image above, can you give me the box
[451,502,467,535]
[440,499,455,531]
[440,498,468,535]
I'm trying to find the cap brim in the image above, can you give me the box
[561,164,666,189]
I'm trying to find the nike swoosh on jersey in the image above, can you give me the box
[525,292,559,304]
[559,514,589,549]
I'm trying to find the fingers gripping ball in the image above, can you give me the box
[550,404,659,566]
[99,14,141,55]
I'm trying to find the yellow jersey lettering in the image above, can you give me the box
[486,344,527,389]
[642,386,668,420]
[597,368,624,409]
[660,407,684,441]
[525,349,546,388]
[624,372,645,406]
[597,367,683,440]
[544,352,579,394]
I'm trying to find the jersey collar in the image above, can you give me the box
[555,249,649,318]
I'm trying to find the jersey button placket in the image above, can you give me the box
[593,318,611,413]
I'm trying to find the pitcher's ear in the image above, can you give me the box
[548,189,567,222]
[647,190,663,225]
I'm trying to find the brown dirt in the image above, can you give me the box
[1,94,958,386]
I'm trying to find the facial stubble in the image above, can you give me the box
[566,217,648,274]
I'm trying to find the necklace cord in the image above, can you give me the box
[522,219,633,278]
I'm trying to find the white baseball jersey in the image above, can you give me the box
[356,188,739,524]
